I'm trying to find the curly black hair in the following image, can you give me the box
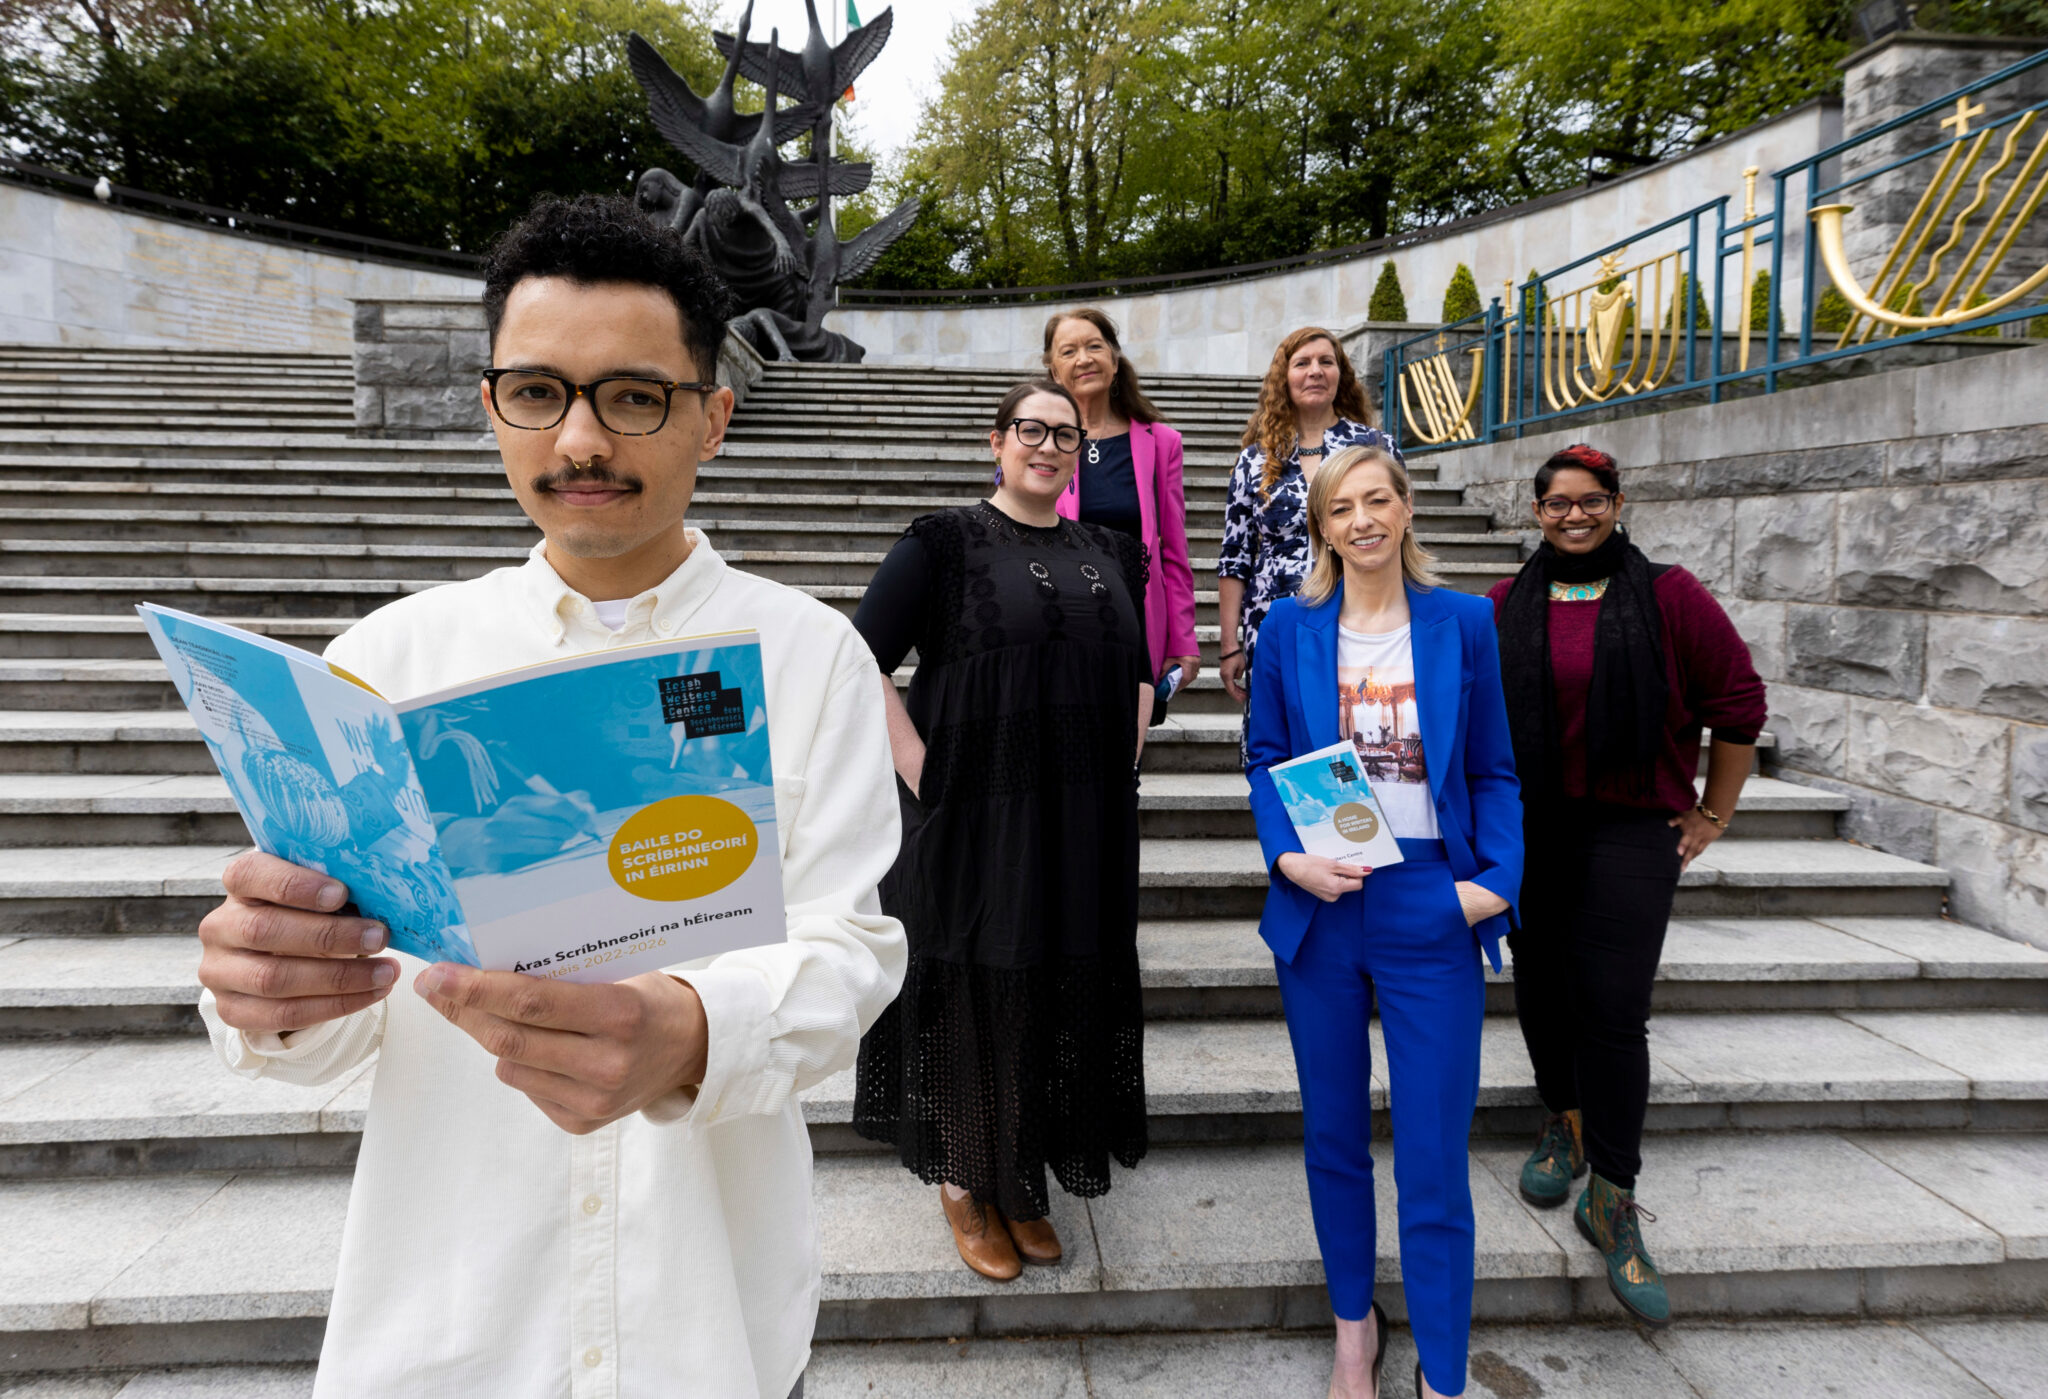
[481,194,734,380]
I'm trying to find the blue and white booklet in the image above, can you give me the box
[1268,739,1406,869]
[139,604,785,983]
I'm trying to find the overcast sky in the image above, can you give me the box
[710,0,984,164]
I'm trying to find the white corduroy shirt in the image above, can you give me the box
[198,533,906,1399]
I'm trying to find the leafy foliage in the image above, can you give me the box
[0,0,724,252]
[1368,260,1408,321]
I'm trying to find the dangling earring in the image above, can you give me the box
[993,463,1004,488]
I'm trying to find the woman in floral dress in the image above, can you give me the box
[1217,327,1405,762]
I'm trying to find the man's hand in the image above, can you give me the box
[1276,851,1369,902]
[414,964,709,1134]
[198,851,397,1034]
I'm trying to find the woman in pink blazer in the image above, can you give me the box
[1044,308,1202,703]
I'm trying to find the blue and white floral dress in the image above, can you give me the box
[1217,417,1406,663]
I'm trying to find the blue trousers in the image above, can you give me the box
[1274,840,1485,1397]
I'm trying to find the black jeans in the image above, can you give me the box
[1507,802,1683,1190]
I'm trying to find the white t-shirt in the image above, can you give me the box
[591,596,630,631]
[1336,622,1441,840]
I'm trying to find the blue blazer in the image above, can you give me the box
[1246,582,1524,971]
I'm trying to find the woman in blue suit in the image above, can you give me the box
[1246,444,1522,1399]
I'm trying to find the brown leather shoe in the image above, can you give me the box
[1004,1212,1062,1266]
[940,1188,1021,1281]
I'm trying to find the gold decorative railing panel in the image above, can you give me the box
[1811,96,2048,337]
[1537,247,1689,412]
[1396,338,1484,445]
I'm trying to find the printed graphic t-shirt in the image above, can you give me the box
[1336,622,1441,840]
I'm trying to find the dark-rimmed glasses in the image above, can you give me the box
[1538,492,1615,518]
[482,368,718,436]
[1005,417,1086,454]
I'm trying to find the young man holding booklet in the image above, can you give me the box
[189,194,905,1399]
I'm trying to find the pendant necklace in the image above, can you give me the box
[1088,439,1101,465]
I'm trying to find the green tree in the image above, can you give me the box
[1442,262,1481,322]
[1494,0,1856,185]
[1,0,724,251]
[1368,261,1408,320]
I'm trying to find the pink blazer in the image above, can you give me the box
[1055,419,1201,679]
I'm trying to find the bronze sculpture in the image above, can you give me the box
[627,1,920,362]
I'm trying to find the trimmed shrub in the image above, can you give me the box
[1442,263,1481,323]
[1665,273,1713,332]
[1813,285,1853,333]
[1747,270,1779,335]
[1369,261,1408,321]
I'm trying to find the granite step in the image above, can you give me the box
[809,1318,2048,1399]
[0,576,1532,624]
[1137,835,1950,919]
[0,803,1935,938]
[5,1006,2044,1179]
[8,914,2037,1045]
[3,1130,2043,1371]
[0,507,1488,555]
[0,415,357,434]
[0,619,351,664]
[1132,772,1847,840]
[0,770,1850,848]
[0,454,1368,509]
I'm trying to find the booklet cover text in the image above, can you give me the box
[1268,739,1406,870]
[138,604,784,983]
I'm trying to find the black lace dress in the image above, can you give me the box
[851,502,1151,1220]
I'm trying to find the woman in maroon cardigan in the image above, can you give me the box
[1487,444,1765,1331]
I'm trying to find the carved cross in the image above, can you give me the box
[1941,96,1986,140]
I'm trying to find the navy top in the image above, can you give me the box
[1076,432,1142,540]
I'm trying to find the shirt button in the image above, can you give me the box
[658,619,675,634]
[582,1194,603,1215]
[583,1348,603,1368]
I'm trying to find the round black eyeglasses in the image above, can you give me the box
[483,369,718,436]
[1006,418,1086,454]
[1538,492,1615,518]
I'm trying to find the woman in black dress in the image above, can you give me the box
[851,380,1153,1281]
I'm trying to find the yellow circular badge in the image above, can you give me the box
[608,796,758,901]
[1332,802,1380,843]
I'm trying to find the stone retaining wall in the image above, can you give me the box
[352,298,767,438]
[0,181,480,352]
[1433,342,2048,946]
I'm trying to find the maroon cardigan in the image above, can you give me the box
[1487,566,1767,815]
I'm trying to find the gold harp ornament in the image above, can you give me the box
[1397,340,1485,445]
[1809,99,2048,334]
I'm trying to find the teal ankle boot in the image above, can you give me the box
[1574,1172,1671,1327]
[1517,1109,1584,1208]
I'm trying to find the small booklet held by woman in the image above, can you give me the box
[1269,739,1406,870]
[139,604,786,983]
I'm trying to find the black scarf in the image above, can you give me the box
[1497,527,1670,800]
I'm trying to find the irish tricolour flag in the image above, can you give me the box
[843,0,860,101]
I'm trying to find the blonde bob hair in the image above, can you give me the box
[1297,445,1441,606]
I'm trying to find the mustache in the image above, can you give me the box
[531,464,640,493]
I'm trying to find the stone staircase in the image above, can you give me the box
[1,346,2045,1396]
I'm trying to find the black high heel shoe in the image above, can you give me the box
[1368,1300,1388,1397]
